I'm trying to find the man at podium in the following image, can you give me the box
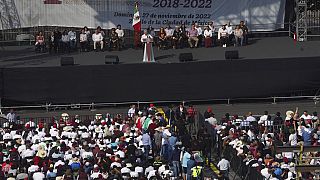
[141,30,155,62]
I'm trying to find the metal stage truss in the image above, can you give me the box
[294,0,320,41]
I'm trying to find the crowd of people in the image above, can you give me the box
[34,21,249,54]
[219,109,320,180]
[35,25,125,53]
[146,21,248,50]
[1,104,319,180]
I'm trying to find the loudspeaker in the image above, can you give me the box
[179,53,193,62]
[225,50,239,60]
[105,55,119,64]
[60,57,74,66]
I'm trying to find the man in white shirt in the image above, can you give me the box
[6,109,16,123]
[300,110,312,120]
[92,30,104,52]
[68,29,77,51]
[165,25,174,47]
[246,112,256,122]
[195,23,203,47]
[217,156,230,179]
[128,104,137,117]
[226,21,233,45]
[116,24,125,49]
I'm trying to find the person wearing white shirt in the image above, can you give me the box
[116,24,125,48]
[226,22,234,45]
[300,110,312,121]
[128,104,137,117]
[33,171,45,180]
[195,23,203,47]
[217,157,230,179]
[6,109,16,123]
[203,26,212,48]
[218,25,228,47]
[68,29,77,50]
[246,112,256,122]
[79,28,88,52]
[92,30,104,51]
[288,129,297,146]
[165,25,174,47]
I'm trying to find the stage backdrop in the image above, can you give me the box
[1,0,286,31]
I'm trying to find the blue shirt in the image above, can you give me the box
[142,133,152,147]
[182,152,191,168]
[302,127,313,143]
[169,136,177,148]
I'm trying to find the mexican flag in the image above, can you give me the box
[132,2,141,32]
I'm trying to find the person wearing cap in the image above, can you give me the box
[300,120,313,146]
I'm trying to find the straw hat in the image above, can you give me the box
[37,149,47,158]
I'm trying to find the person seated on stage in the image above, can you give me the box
[188,24,199,48]
[208,21,216,46]
[203,26,212,48]
[180,24,189,48]
[79,28,89,52]
[68,28,77,51]
[97,26,106,48]
[109,28,120,51]
[158,27,167,50]
[92,29,104,52]
[61,30,70,53]
[48,31,55,53]
[165,25,174,48]
[195,23,203,47]
[172,26,182,49]
[218,25,228,47]
[115,24,124,49]
[35,31,45,53]
[239,20,249,45]
[226,22,234,46]
[234,25,244,46]
[53,29,62,53]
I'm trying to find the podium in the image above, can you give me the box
[142,37,155,62]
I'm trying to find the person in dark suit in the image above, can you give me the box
[175,103,187,121]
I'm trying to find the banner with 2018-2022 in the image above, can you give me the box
[8,0,286,31]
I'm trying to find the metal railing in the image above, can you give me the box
[0,94,319,114]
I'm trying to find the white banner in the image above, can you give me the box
[1,0,286,31]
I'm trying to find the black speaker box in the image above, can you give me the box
[225,50,239,60]
[179,53,193,62]
[105,55,120,64]
[60,57,74,66]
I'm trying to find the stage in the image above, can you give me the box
[1,37,320,67]
[0,37,320,105]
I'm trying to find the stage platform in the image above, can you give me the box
[1,37,320,68]
[0,37,320,105]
